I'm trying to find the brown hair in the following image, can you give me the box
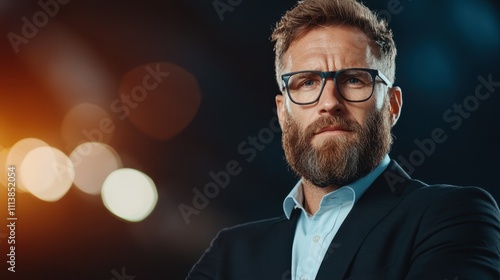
[271,0,396,87]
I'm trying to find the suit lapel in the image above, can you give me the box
[259,208,300,279]
[315,161,412,280]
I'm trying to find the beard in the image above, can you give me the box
[281,100,393,188]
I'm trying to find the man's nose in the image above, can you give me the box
[317,79,345,114]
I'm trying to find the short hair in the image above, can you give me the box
[271,0,397,89]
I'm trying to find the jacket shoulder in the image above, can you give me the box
[219,214,289,235]
[406,181,498,205]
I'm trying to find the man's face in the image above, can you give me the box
[275,26,402,188]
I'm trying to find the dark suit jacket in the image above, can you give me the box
[187,161,500,280]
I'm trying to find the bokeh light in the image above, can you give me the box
[20,22,114,109]
[407,41,457,101]
[70,142,122,195]
[6,138,49,192]
[451,0,500,52]
[101,168,158,222]
[118,62,202,140]
[20,146,75,202]
[61,103,115,149]
[0,146,7,188]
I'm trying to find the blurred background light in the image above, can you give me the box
[102,168,158,222]
[61,102,114,150]
[71,142,122,195]
[118,62,202,140]
[20,22,115,110]
[6,137,49,192]
[451,0,500,52]
[20,146,75,202]
[0,145,7,188]
[407,41,457,101]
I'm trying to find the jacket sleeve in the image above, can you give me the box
[406,187,500,280]
[186,229,225,280]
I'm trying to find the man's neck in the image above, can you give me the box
[302,179,338,215]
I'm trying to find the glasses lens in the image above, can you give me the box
[286,71,323,104]
[336,69,374,101]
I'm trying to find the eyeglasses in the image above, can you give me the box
[281,68,392,105]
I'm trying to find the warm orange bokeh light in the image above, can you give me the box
[21,146,75,202]
[71,142,122,195]
[0,146,7,188]
[61,103,115,150]
[6,138,49,192]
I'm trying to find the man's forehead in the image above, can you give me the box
[281,26,379,71]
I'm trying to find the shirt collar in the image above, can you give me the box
[283,154,391,219]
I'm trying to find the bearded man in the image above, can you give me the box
[187,0,500,279]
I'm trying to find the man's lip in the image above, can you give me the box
[315,126,351,135]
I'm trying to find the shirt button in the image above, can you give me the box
[313,235,320,242]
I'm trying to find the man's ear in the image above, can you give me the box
[388,86,402,126]
[275,94,286,128]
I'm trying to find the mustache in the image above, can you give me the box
[303,115,362,139]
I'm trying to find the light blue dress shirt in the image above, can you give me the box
[282,155,390,280]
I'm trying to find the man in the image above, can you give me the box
[188,0,500,279]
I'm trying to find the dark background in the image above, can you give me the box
[0,0,499,279]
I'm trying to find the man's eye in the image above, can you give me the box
[303,79,316,87]
[347,78,362,84]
